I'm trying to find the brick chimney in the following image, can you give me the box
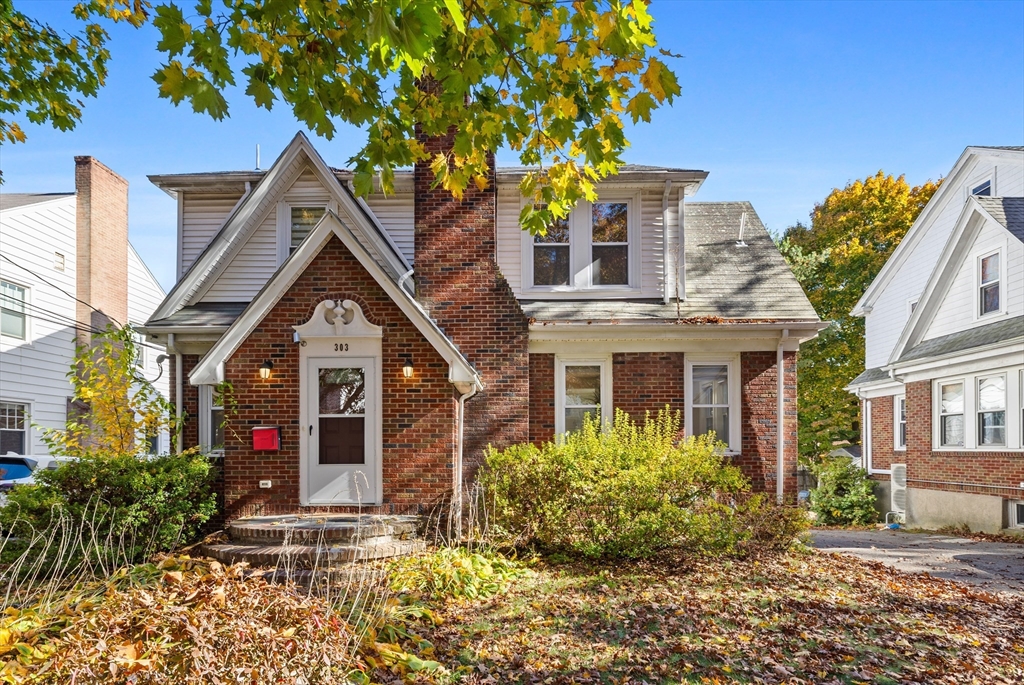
[413,131,530,479]
[74,156,129,342]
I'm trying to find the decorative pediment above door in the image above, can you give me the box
[293,299,382,339]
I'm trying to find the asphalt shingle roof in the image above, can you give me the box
[147,302,248,328]
[0,193,73,211]
[848,366,891,387]
[898,315,1024,363]
[976,197,1024,243]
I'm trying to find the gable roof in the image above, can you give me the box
[852,145,1024,317]
[886,194,1023,365]
[147,132,411,324]
[0,193,74,212]
[189,210,479,390]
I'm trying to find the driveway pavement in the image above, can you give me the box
[810,529,1024,595]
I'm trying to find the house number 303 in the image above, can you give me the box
[334,343,349,352]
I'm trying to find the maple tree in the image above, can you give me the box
[0,0,679,232]
[779,171,940,459]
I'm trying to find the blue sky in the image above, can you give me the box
[1,0,1022,291]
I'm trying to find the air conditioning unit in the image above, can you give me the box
[889,463,907,524]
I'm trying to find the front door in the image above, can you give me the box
[305,357,379,505]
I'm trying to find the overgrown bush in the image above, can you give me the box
[0,451,217,565]
[480,409,808,559]
[809,457,877,526]
[387,546,530,600]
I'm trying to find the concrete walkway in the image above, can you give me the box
[810,529,1024,595]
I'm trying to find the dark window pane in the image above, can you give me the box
[291,207,325,251]
[979,411,1006,445]
[972,180,991,196]
[592,245,628,285]
[534,245,570,286]
[941,415,964,447]
[534,215,570,243]
[565,365,601,405]
[211,408,225,450]
[319,416,365,464]
[0,403,26,430]
[981,283,999,314]
[592,202,628,243]
[319,368,366,415]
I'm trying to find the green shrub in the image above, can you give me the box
[480,409,807,559]
[809,457,877,526]
[387,546,529,600]
[0,451,217,565]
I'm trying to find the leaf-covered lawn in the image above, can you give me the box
[426,551,1024,684]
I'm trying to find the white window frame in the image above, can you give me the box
[976,373,1007,448]
[971,179,992,196]
[894,394,907,451]
[0,399,32,456]
[975,246,1005,320]
[53,252,65,272]
[522,191,641,296]
[198,385,225,456]
[932,367,1024,451]
[906,296,919,317]
[276,201,334,266]
[0,278,30,344]
[935,379,966,449]
[1011,500,1024,529]
[684,355,742,454]
[554,355,613,435]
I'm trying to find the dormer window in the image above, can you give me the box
[524,193,639,293]
[971,179,992,196]
[979,251,1000,316]
[291,207,325,253]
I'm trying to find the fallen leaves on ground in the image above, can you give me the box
[426,551,1024,684]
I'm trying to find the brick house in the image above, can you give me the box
[142,133,822,521]
[848,146,1024,533]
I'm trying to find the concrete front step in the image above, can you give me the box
[201,538,426,567]
[227,514,421,546]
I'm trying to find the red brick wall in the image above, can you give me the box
[738,351,798,497]
[414,131,530,480]
[905,380,1024,499]
[529,354,555,445]
[74,156,129,339]
[612,352,687,422]
[867,395,901,472]
[216,236,457,520]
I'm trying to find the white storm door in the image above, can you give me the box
[305,357,379,505]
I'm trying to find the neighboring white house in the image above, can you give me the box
[0,157,169,457]
[848,146,1024,533]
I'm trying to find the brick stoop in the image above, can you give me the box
[200,514,425,567]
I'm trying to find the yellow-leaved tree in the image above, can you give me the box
[779,171,940,460]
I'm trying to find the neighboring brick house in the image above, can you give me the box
[142,133,822,521]
[0,158,169,457]
[848,146,1024,533]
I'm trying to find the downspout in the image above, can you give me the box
[776,329,789,503]
[168,333,183,455]
[397,268,415,295]
[661,180,673,304]
[453,380,480,533]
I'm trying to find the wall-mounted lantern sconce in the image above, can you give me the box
[259,360,274,379]
[402,355,414,379]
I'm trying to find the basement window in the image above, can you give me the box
[1011,501,1024,529]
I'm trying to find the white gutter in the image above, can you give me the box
[168,333,183,455]
[776,328,789,503]
[661,180,673,304]
[676,190,686,301]
[453,380,481,533]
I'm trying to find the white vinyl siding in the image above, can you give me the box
[180,192,245,276]
[863,154,1024,369]
[363,191,415,265]
[128,245,169,453]
[923,220,1021,341]
[495,186,524,291]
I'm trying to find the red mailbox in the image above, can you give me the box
[252,426,280,451]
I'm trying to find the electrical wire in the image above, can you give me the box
[0,252,123,328]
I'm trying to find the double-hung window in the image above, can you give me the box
[526,194,637,292]
[290,207,326,253]
[0,281,27,340]
[939,382,965,447]
[0,402,28,454]
[895,396,907,450]
[555,357,611,434]
[685,357,740,452]
[979,252,1000,317]
[977,375,1006,446]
